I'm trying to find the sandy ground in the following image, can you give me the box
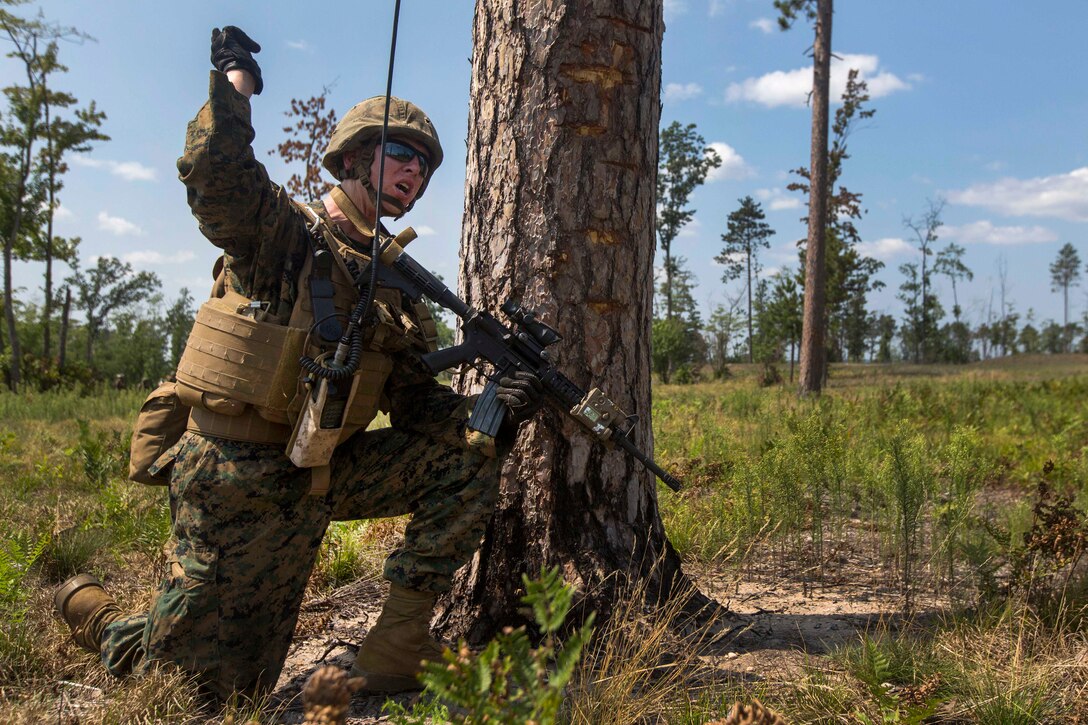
[268,535,944,723]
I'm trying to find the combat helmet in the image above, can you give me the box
[322,96,443,215]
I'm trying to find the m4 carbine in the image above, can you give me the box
[361,235,683,492]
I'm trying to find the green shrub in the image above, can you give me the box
[387,567,594,724]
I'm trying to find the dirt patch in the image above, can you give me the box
[271,537,948,722]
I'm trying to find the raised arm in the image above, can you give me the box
[176,26,298,258]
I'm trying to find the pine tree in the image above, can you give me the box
[717,196,773,362]
[1048,242,1082,350]
[656,121,720,321]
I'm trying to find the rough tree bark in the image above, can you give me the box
[797,0,831,395]
[439,0,704,644]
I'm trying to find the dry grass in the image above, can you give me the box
[3,363,1088,722]
[565,569,750,724]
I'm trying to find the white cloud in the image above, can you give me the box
[414,225,437,237]
[123,249,197,265]
[755,187,802,211]
[856,237,914,260]
[750,18,776,34]
[947,167,1088,222]
[286,40,310,51]
[940,220,1057,246]
[726,53,910,108]
[664,82,703,102]
[73,155,157,181]
[664,0,687,17]
[42,202,74,220]
[708,0,727,17]
[705,142,753,181]
[97,211,142,236]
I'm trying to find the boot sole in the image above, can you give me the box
[53,573,103,618]
[349,668,424,695]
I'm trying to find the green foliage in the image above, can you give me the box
[67,256,161,364]
[846,634,944,724]
[314,521,372,589]
[651,316,703,385]
[66,418,127,488]
[656,121,720,323]
[387,567,594,725]
[718,196,774,362]
[0,531,48,619]
[40,524,107,581]
[880,427,933,610]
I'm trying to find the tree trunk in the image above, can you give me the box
[440,0,704,644]
[58,286,71,372]
[86,319,95,364]
[43,166,56,361]
[43,86,54,361]
[3,239,20,391]
[746,254,753,363]
[663,247,673,321]
[797,0,832,395]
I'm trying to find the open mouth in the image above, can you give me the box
[394,182,411,195]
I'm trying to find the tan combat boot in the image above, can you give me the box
[350,584,445,694]
[54,573,122,654]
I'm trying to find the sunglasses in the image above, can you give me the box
[382,140,431,176]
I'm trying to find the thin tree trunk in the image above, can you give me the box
[85,319,95,363]
[746,254,753,363]
[3,132,34,391]
[441,0,706,643]
[58,286,70,371]
[797,0,832,395]
[43,137,56,359]
[664,248,673,321]
[2,241,20,391]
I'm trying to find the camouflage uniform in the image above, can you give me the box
[99,71,500,699]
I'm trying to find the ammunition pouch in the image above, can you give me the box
[176,290,306,424]
[129,381,189,485]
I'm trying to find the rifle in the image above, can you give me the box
[365,235,683,492]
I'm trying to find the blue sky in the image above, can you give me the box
[5,1,1087,333]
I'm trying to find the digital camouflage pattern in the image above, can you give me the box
[94,71,502,699]
[102,427,500,698]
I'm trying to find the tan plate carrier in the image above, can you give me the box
[171,194,438,492]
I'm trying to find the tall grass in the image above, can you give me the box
[0,365,1086,721]
[657,371,1088,597]
[0,386,146,423]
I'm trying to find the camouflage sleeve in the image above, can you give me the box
[176,71,298,259]
[384,352,497,458]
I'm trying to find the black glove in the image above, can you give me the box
[210,26,264,95]
[495,371,544,425]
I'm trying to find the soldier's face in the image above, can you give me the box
[368,138,428,211]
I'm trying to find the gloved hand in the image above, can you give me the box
[495,370,544,425]
[210,26,264,95]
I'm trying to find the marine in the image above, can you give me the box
[54,25,542,700]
